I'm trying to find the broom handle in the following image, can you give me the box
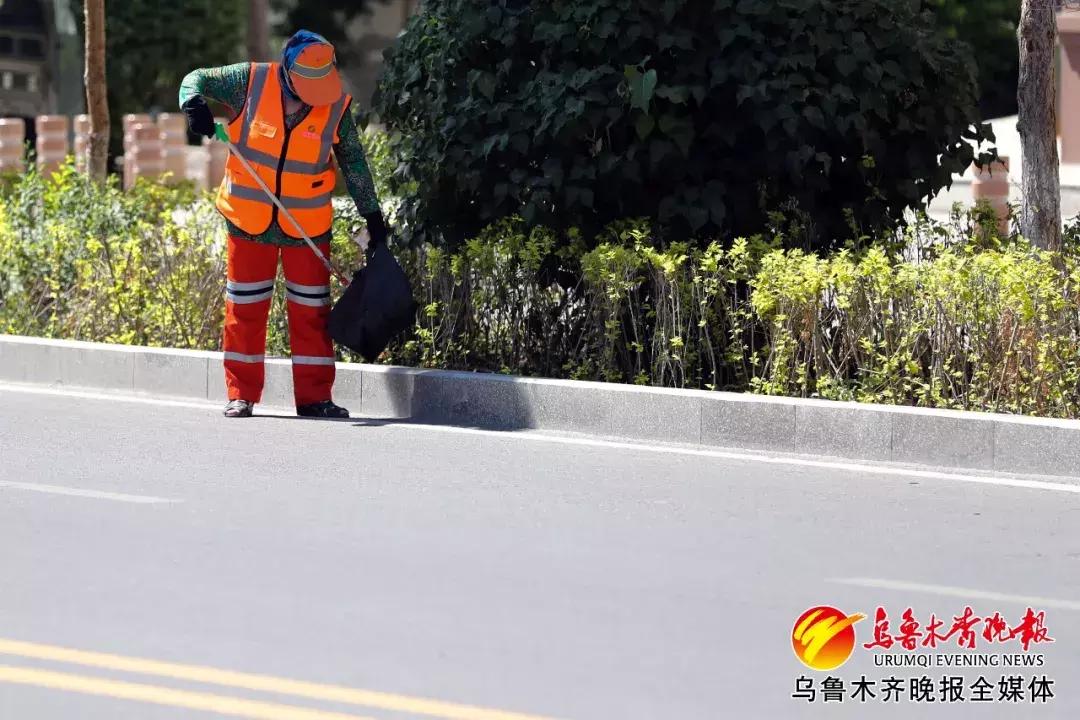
[214,123,350,286]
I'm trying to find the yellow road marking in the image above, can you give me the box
[0,665,375,720]
[0,639,555,720]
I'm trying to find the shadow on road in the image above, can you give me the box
[365,368,539,434]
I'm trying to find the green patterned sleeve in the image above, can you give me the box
[178,63,251,119]
[333,106,382,216]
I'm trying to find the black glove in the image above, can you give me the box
[363,211,388,253]
[181,96,215,138]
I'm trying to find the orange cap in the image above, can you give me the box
[288,42,343,107]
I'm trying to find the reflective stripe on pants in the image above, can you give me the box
[285,279,331,308]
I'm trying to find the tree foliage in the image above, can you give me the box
[72,0,243,156]
[375,0,992,250]
[271,0,391,70]
[925,0,1020,119]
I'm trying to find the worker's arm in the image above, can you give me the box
[178,63,250,117]
[178,63,251,137]
[333,106,388,249]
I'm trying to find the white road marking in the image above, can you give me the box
[0,481,177,505]
[3,382,1080,495]
[408,423,1080,495]
[831,578,1080,612]
[0,384,217,411]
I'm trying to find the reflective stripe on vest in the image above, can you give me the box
[233,144,329,176]
[216,62,350,239]
[228,184,335,210]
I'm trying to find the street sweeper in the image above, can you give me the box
[179,30,388,419]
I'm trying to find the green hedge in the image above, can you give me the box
[374,0,991,250]
[4,166,1080,418]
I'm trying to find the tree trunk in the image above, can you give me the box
[1017,0,1062,250]
[83,0,109,184]
[247,0,271,62]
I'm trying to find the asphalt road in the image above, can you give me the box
[1,384,1079,719]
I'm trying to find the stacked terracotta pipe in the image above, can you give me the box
[158,113,188,183]
[0,119,25,173]
[1,114,233,190]
[35,115,69,175]
[970,157,1010,237]
[121,114,159,189]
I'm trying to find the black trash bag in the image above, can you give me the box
[328,244,417,362]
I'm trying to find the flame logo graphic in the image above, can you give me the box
[792,606,866,671]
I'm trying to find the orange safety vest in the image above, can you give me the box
[216,62,351,239]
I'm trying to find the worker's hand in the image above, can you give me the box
[181,96,215,138]
[362,211,388,252]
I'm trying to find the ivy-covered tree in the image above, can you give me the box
[375,0,992,250]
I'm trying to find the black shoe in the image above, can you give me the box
[297,400,350,419]
[224,399,255,418]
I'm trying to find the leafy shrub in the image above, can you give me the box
[748,244,1080,416]
[374,0,991,249]
[385,215,1080,418]
[1064,213,1080,254]
[0,164,225,348]
[0,164,373,358]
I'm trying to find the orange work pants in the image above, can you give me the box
[223,235,336,406]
